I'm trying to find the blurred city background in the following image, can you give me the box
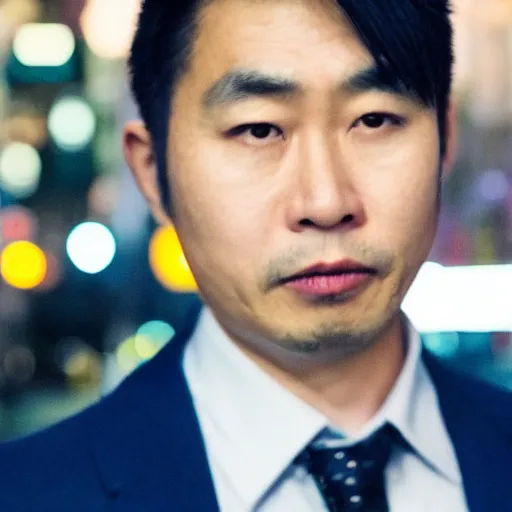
[0,0,511,441]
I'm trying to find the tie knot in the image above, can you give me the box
[296,423,399,511]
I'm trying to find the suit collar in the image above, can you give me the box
[424,350,512,512]
[87,298,220,511]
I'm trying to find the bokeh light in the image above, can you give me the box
[0,142,42,199]
[422,332,461,359]
[116,336,139,374]
[116,321,175,374]
[13,23,75,67]
[135,321,175,359]
[136,320,175,345]
[66,222,116,274]
[0,0,42,32]
[55,337,102,389]
[1,240,47,290]
[7,115,48,149]
[48,96,96,152]
[64,348,101,389]
[478,169,509,203]
[0,206,37,242]
[80,0,140,59]
[149,225,197,293]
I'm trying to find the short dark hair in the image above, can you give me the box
[129,0,453,210]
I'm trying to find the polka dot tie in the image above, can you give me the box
[295,423,399,512]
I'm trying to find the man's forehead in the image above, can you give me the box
[188,0,374,93]
[194,0,355,51]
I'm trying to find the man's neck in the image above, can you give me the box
[231,316,406,435]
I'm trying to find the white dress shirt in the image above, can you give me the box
[182,308,469,512]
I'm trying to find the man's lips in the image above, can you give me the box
[282,260,376,297]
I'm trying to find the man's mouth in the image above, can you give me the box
[282,260,376,297]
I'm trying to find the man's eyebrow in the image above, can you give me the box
[201,69,301,110]
[341,63,412,99]
[201,65,414,111]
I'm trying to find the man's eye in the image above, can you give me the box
[228,123,283,141]
[355,113,404,130]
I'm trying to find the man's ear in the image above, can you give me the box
[123,120,172,226]
[441,100,458,179]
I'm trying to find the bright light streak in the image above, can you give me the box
[13,23,75,67]
[66,222,116,274]
[48,97,96,151]
[403,262,512,332]
[1,241,47,289]
[0,142,41,199]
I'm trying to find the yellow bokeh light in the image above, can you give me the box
[1,240,47,289]
[116,336,140,374]
[149,226,197,293]
[134,334,160,360]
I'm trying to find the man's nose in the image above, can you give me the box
[285,133,366,232]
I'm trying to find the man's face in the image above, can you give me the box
[163,0,447,357]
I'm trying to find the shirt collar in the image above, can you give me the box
[184,308,326,509]
[183,308,461,509]
[381,320,462,485]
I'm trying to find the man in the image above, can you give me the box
[1,0,511,511]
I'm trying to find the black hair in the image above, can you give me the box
[129,0,453,211]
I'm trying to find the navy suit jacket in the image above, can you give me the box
[0,299,511,512]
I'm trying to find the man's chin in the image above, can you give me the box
[270,322,385,359]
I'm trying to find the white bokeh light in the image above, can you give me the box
[66,222,116,274]
[13,23,75,67]
[80,0,140,59]
[48,97,96,151]
[0,142,42,198]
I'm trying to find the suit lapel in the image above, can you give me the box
[87,298,220,511]
[424,351,512,512]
